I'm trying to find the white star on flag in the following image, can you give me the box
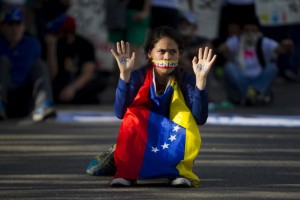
[161,143,169,149]
[173,125,180,132]
[151,147,159,153]
[168,135,176,142]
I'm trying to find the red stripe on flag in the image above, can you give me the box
[114,67,153,179]
[114,107,150,179]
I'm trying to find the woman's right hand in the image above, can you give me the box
[111,41,136,82]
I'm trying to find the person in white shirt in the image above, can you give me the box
[218,16,293,106]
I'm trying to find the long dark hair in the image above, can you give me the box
[143,26,185,85]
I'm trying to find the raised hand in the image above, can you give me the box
[192,47,216,77]
[192,47,217,90]
[111,41,136,82]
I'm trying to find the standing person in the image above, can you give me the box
[105,0,151,69]
[218,17,293,106]
[125,0,151,68]
[0,7,55,121]
[45,15,108,104]
[110,26,216,187]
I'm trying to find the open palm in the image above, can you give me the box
[192,47,217,78]
[111,41,136,74]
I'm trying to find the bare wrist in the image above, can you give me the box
[120,72,130,82]
[196,77,206,90]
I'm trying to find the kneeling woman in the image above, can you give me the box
[110,26,216,187]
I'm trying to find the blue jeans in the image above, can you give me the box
[224,62,278,103]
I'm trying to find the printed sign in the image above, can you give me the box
[68,0,115,72]
[255,0,300,26]
[179,0,221,39]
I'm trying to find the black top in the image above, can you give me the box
[57,35,95,79]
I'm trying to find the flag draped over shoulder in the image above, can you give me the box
[114,67,201,187]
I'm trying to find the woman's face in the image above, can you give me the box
[147,36,181,76]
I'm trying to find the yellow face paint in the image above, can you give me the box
[151,60,178,68]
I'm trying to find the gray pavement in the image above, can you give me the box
[0,77,300,200]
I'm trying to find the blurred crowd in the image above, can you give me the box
[0,0,299,121]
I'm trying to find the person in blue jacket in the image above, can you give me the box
[110,26,217,187]
[0,7,55,121]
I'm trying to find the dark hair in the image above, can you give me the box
[143,26,185,85]
[143,26,184,56]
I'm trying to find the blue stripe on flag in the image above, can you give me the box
[139,111,186,179]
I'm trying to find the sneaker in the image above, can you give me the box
[110,178,137,187]
[32,101,56,122]
[240,87,258,106]
[86,144,116,176]
[171,177,191,187]
[257,92,273,105]
[246,87,258,105]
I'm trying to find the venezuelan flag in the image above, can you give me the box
[114,67,201,187]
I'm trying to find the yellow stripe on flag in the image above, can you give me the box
[169,80,201,187]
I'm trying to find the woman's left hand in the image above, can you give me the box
[192,47,217,78]
[192,47,217,90]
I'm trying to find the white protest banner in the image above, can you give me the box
[255,0,300,26]
[178,0,221,39]
[68,0,114,72]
